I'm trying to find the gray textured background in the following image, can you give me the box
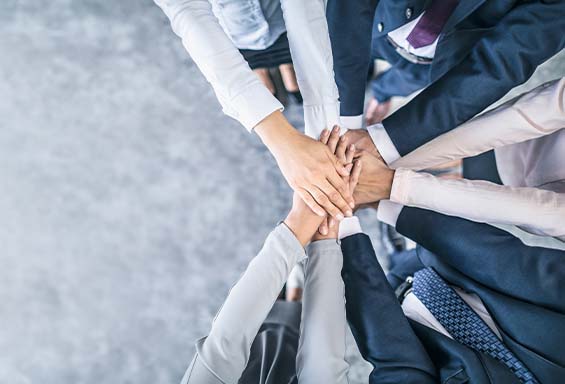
[0,1,378,383]
[1,1,563,384]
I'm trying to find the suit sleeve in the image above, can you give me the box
[382,0,565,156]
[327,0,377,116]
[340,233,437,384]
[395,207,565,314]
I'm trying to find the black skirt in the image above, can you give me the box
[239,32,293,70]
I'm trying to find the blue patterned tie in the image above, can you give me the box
[412,268,538,384]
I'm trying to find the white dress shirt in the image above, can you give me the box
[154,0,344,135]
[387,13,441,60]
[376,78,565,241]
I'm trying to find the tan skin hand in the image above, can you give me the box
[254,111,354,220]
[353,150,394,207]
[340,129,383,160]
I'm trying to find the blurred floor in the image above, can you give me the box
[0,1,377,383]
[0,2,563,384]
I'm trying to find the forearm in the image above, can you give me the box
[327,0,375,116]
[382,0,565,156]
[153,0,282,130]
[391,168,565,238]
[280,0,340,138]
[391,78,565,170]
[199,224,305,381]
[341,234,437,383]
[297,239,349,384]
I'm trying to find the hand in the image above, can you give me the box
[365,97,391,125]
[317,127,362,237]
[285,142,362,245]
[340,129,382,161]
[353,151,394,208]
[255,111,354,220]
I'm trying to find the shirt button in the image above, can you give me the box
[377,22,384,32]
[405,7,413,19]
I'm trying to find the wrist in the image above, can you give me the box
[254,111,298,156]
[284,210,324,247]
[383,168,395,200]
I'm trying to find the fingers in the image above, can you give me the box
[345,144,355,165]
[350,159,362,192]
[318,217,329,236]
[313,183,349,220]
[324,173,355,213]
[297,188,326,217]
[327,125,341,153]
[335,135,349,164]
[320,128,330,145]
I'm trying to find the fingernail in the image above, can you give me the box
[336,213,344,221]
[346,210,353,217]
[321,227,328,235]
[349,202,355,208]
[321,129,328,136]
[333,125,339,132]
[350,144,355,151]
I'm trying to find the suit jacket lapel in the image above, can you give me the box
[443,0,486,32]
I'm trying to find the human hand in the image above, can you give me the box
[340,129,382,161]
[353,151,394,208]
[317,127,362,237]
[365,97,391,125]
[285,141,362,245]
[255,111,354,220]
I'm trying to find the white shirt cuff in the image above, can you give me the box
[234,82,284,132]
[303,103,341,139]
[367,123,401,165]
[338,216,362,239]
[339,115,364,130]
[377,200,404,227]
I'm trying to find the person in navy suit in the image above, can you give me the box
[326,0,565,160]
[339,206,565,383]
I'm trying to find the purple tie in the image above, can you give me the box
[406,0,460,48]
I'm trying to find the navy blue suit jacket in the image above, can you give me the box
[327,0,565,155]
[341,208,565,383]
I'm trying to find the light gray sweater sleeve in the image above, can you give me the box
[182,224,306,383]
[297,239,350,384]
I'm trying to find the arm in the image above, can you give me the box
[280,0,340,138]
[377,0,565,160]
[153,0,282,131]
[327,0,376,118]
[390,168,565,239]
[394,206,565,314]
[153,0,354,221]
[296,238,349,384]
[341,233,437,383]
[195,224,306,382]
[390,78,565,170]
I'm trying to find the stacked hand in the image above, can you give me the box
[284,128,361,246]
[339,129,395,208]
[255,111,355,221]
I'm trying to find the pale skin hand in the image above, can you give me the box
[284,149,362,246]
[317,126,357,235]
[255,111,355,220]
